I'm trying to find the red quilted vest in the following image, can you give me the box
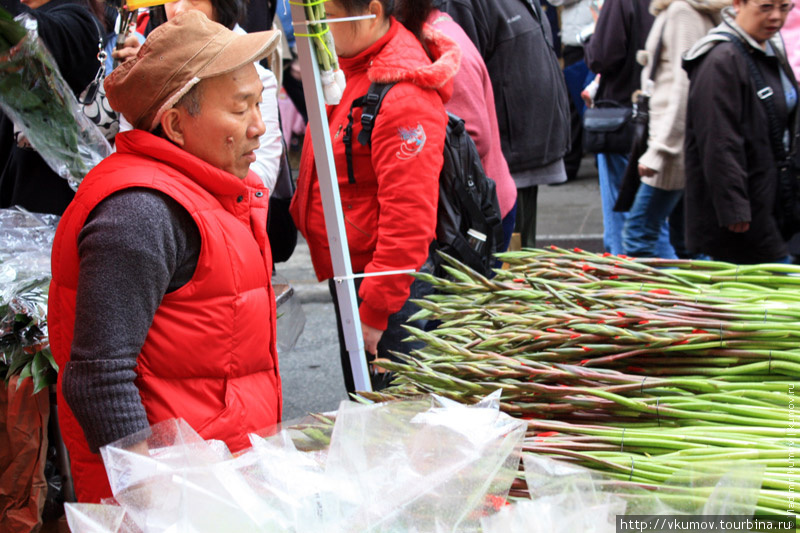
[49,130,282,503]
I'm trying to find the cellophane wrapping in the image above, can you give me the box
[0,207,58,391]
[66,391,527,532]
[0,14,111,189]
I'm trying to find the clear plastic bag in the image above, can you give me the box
[65,504,127,533]
[66,392,527,532]
[273,273,305,353]
[322,391,526,532]
[0,14,111,188]
[97,418,288,533]
[0,207,58,391]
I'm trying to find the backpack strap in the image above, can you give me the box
[720,32,789,163]
[449,113,504,254]
[343,82,397,184]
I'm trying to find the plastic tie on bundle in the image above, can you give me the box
[294,26,333,61]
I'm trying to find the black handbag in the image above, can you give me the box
[582,102,636,154]
[613,24,666,213]
[582,0,642,155]
[267,137,298,264]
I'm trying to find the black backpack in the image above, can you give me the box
[343,82,504,277]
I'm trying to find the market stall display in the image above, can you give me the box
[359,247,798,522]
[61,395,773,533]
[0,8,111,188]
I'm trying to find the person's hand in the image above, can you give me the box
[15,133,31,149]
[727,221,750,233]
[361,322,383,359]
[289,58,302,81]
[581,88,594,107]
[638,164,656,177]
[124,438,149,456]
[111,34,141,64]
[582,75,600,107]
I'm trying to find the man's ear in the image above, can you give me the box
[161,108,186,146]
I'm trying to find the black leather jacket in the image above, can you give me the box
[434,0,571,174]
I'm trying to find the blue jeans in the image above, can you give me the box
[622,183,685,259]
[501,200,518,253]
[596,153,628,255]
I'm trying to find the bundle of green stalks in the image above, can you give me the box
[358,247,798,520]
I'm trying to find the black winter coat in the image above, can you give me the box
[584,0,654,105]
[682,14,799,263]
[433,0,571,174]
[0,0,100,215]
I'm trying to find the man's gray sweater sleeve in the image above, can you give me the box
[61,188,200,453]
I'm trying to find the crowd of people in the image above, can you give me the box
[0,0,798,506]
[582,0,798,264]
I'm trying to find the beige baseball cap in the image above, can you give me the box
[105,10,280,131]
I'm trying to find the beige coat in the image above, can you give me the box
[638,0,728,190]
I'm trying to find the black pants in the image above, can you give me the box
[514,185,539,249]
[562,45,585,181]
[329,269,433,394]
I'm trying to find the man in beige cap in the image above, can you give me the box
[47,11,283,503]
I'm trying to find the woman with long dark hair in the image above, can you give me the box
[290,0,460,392]
[0,0,106,215]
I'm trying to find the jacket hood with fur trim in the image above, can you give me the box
[650,0,730,16]
[364,20,461,102]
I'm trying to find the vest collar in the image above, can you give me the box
[114,130,263,198]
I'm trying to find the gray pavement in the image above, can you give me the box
[277,157,603,420]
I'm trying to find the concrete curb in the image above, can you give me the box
[293,282,333,304]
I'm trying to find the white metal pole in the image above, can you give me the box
[289,1,372,392]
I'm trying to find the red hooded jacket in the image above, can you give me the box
[49,131,281,502]
[290,18,460,330]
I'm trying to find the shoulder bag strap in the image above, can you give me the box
[720,31,788,162]
[78,16,107,105]
[648,22,666,83]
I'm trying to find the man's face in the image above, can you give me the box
[176,64,265,179]
[165,0,216,23]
